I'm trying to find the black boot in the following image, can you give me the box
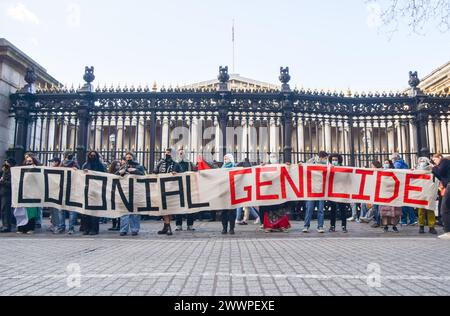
[158,224,169,235]
[166,224,173,236]
[419,226,425,234]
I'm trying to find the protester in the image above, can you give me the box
[16,156,40,234]
[328,154,348,233]
[47,157,62,234]
[359,161,382,228]
[154,148,181,236]
[108,160,122,231]
[175,147,196,231]
[432,154,450,240]
[23,152,44,229]
[303,151,328,233]
[221,154,237,235]
[81,150,107,235]
[260,153,291,233]
[54,153,80,235]
[118,152,145,236]
[391,153,418,226]
[415,157,437,235]
[0,158,16,233]
[379,160,401,232]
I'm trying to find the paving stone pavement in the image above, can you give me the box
[0,219,449,296]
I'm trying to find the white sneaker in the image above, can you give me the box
[254,218,260,225]
[438,233,450,240]
[347,216,355,222]
[317,228,325,233]
[302,227,309,233]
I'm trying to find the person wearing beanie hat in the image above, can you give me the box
[416,157,437,235]
[0,158,15,232]
[220,154,237,235]
[154,148,181,236]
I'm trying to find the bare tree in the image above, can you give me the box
[367,0,450,34]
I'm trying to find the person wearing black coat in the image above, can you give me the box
[81,150,107,235]
[0,158,16,233]
[175,148,197,231]
[328,154,348,233]
[432,154,450,239]
[153,148,181,236]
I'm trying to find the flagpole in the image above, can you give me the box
[232,19,235,73]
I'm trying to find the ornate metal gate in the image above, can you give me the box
[9,66,450,171]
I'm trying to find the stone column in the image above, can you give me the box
[441,119,449,154]
[161,116,169,151]
[215,118,221,162]
[95,126,102,151]
[61,120,68,151]
[409,121,417,154]
[241,119,248,162]
[388,125,396,154]
[138,119,145,163]
[324,121,332,153]
[428,120,436,154]
[47,118,56,151]
[190,117,199,163]
[297,118,305,154]
[269,117,278,155]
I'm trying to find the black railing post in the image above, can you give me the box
[149,109,157,171]
[279,67,293,163]
[217,66,230,161]
[11,68,36,163]
[76,66,95,167]
[408,71,430,158]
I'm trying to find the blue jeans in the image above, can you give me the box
[361,204,369,218]
[36,207,43,225]
[236,207,259,221]
[401,207,417,225]
[58,210,77,231]
[372,205,381,225]
[304,200,325,229]
[120,215,140,233]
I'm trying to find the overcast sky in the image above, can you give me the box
[1,0,449,91]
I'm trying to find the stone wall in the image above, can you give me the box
[0,38,59,164]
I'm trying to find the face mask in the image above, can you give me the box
[269,158,277,164]
[383,164,390,169]
[319,159,328,165]
[332,161,339,166]
[419,162,428,168]
[165,155,172,161]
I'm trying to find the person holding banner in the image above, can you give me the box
[380,160,401,233]
[175,147,197,232]
[16,156,40,234]
[0,158,16,233]
[108,160,122,231]
[391,153,418,226]
[328,154,348,233]
[81,150,107,236]
[303,151,328,234]
[221,154,237,235]
[415,157,438,235]
[118,152,145,236]
[432,154,450,240]
[154,148,181,236]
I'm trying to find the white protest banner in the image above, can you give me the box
[11,164,438,217]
